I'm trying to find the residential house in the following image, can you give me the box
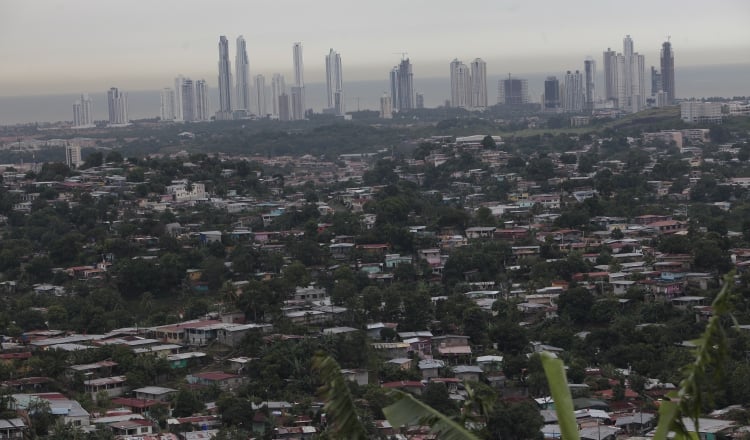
[186,371,244,391]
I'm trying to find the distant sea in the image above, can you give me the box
[0,63,748,126]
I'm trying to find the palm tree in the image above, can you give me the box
[312,353,479,440]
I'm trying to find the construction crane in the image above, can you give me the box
[392,51,408,60]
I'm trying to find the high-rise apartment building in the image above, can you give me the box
[291,42,305,120]
[66,145,82,168]
[181,78,196,122]
[72,93,94,127]
[235,36,251,113]
[216,36,233,120]
[325,48,344,116]
[160,88,176,121]
[254,74,267,117]
[470,58,488,108]
[278,93,291,121]
[497,76,528,105]
[650,66,663,97]
[543,77,561,111]
[602,36,645,112]
[416,93,424,109]
[563,70,584,113]
[380,94,393,119]
[390,58,414,111]
[603,48,620,106]
[107,87,128,125]
[660,40,675,105]
[584,58,596,113]
[450,59,471,108]
[271,74,286,118]
[195,80,209,121]
[174,75,185,121]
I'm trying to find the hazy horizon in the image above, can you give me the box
[1,0,749,97]
[1,63,748,126]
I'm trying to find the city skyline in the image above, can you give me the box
[2,0,748,97]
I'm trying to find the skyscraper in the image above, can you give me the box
[543,77,561,111]
[389,67,399,110]
[563,70,584,113]
[450,59,471,108]
[216,36,233,120]
[380,93,393,119]
[660,40,675,105]
[584,58,596,113]
[291,42,305,120]
[254,74,267,117]
[235,36,251,113]
[602,36,645,112]
[160,88,176,121]
[602,48,620,106]
[470,58,488,108]
[107,87,128,125]
[497,76,528,105]
[72,93,94,127]
[271,74,286,118]
[195,80,209,121]
[389,58,414,111]
[623,35,645,112]
[173,76,185,121]
[278,93,291,121]
[650,66,663,96]
[325,48,344,116]
[181,78,196,122]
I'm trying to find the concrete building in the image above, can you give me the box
[216,36,233,120]
[498,76,528,104]
[681,101,722,124]
[563,70,584,113]
[235,35,251,114]
[160,88,176,121]
[65,145,82,168]
[660,40,675,104]
[380,93,393,119]
[291,42,305,120]
[106,87,128,125]
[325,48,344,116]
[72,93,94,127]
[470,58,488,108]
[450,59,471,108]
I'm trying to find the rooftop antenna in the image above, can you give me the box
[393,51,409,60]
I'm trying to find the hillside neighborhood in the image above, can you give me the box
[1,107,750,439]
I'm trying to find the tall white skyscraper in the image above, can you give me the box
[254,74,267,117]
[160,88,176,121]
[325,48,344,116]
[107,87,129,125]
[195,79,209,121]
[174,75,185,121]
[562,70,584,113]
[72,93,94,127]
[216,36,233,120]
[291,42,305,120]
[470,58,487,108]
[235,36,251,113]
[270,73,286,118]
[181,78,196,122]
[450,59,471,108]
[602,36,646,113]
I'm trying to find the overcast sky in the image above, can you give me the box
[1,0,749,96]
